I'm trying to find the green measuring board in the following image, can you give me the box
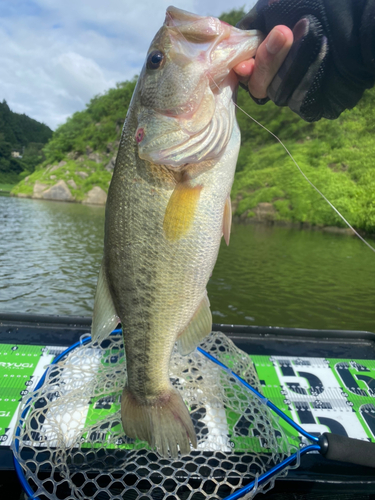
[1,343,375,450]
[0,343,68,446]
[253,355,375,444]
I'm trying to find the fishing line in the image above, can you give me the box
[233,102,375,254]
[166,9,375,254]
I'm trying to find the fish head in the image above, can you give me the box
[135,6,263,168]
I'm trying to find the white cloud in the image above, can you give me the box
[53,52,110,102]
[0,0,255,130]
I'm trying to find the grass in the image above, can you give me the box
[0,183,17,191]
[232,85,375,233]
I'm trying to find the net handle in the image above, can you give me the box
[319,433,375,468]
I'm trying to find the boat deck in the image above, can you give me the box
[1,314,374,500]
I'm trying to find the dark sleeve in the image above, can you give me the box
[237,0,375,121]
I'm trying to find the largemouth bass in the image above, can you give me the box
[91,6,262,457]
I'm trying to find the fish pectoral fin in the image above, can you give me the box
[177,294,212,355]
[163,181,202,241]
[223,194,232,246]
[91,261,120,342]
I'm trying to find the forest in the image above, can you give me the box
[0,100,52,186]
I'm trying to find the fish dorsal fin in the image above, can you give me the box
[177,293,212,355]
[91,262,120,342]
[163,181,202,241]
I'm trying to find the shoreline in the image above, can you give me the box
[232,215,371,237]
[8,192,370,237]
[233,215,375,237]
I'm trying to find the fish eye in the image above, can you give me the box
[147,50,164,70]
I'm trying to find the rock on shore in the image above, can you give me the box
[82,186,107,205]
[28,179,74,202]
[16,178,109,206]
[32,181,49,199]
[41,180,73,201]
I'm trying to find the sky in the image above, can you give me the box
[0,0,255,131]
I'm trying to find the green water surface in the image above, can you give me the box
[1,196,374,332]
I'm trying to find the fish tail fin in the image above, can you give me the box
[121,386,197,457]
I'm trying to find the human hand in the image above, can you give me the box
[233,25,293,101]
[234,0,375,122]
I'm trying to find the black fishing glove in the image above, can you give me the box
[237,0,375,121]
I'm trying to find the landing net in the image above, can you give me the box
[12,332,297,499]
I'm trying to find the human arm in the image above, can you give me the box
[234,0,375,122]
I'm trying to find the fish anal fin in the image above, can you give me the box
[163,181,202,241]
[223,194,232,246]
[91,262,120,342]
[177,294,212,355]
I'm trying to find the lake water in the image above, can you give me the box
[1,196,375,332]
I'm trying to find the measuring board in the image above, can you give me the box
[1,342,375,449]
[0,343,68,447]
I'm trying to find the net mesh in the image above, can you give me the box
[12,332,296,500]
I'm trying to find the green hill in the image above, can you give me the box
[11,80,136,202]
[11,8,375,232]
[0,100,52,185]
[233,83,375,233]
